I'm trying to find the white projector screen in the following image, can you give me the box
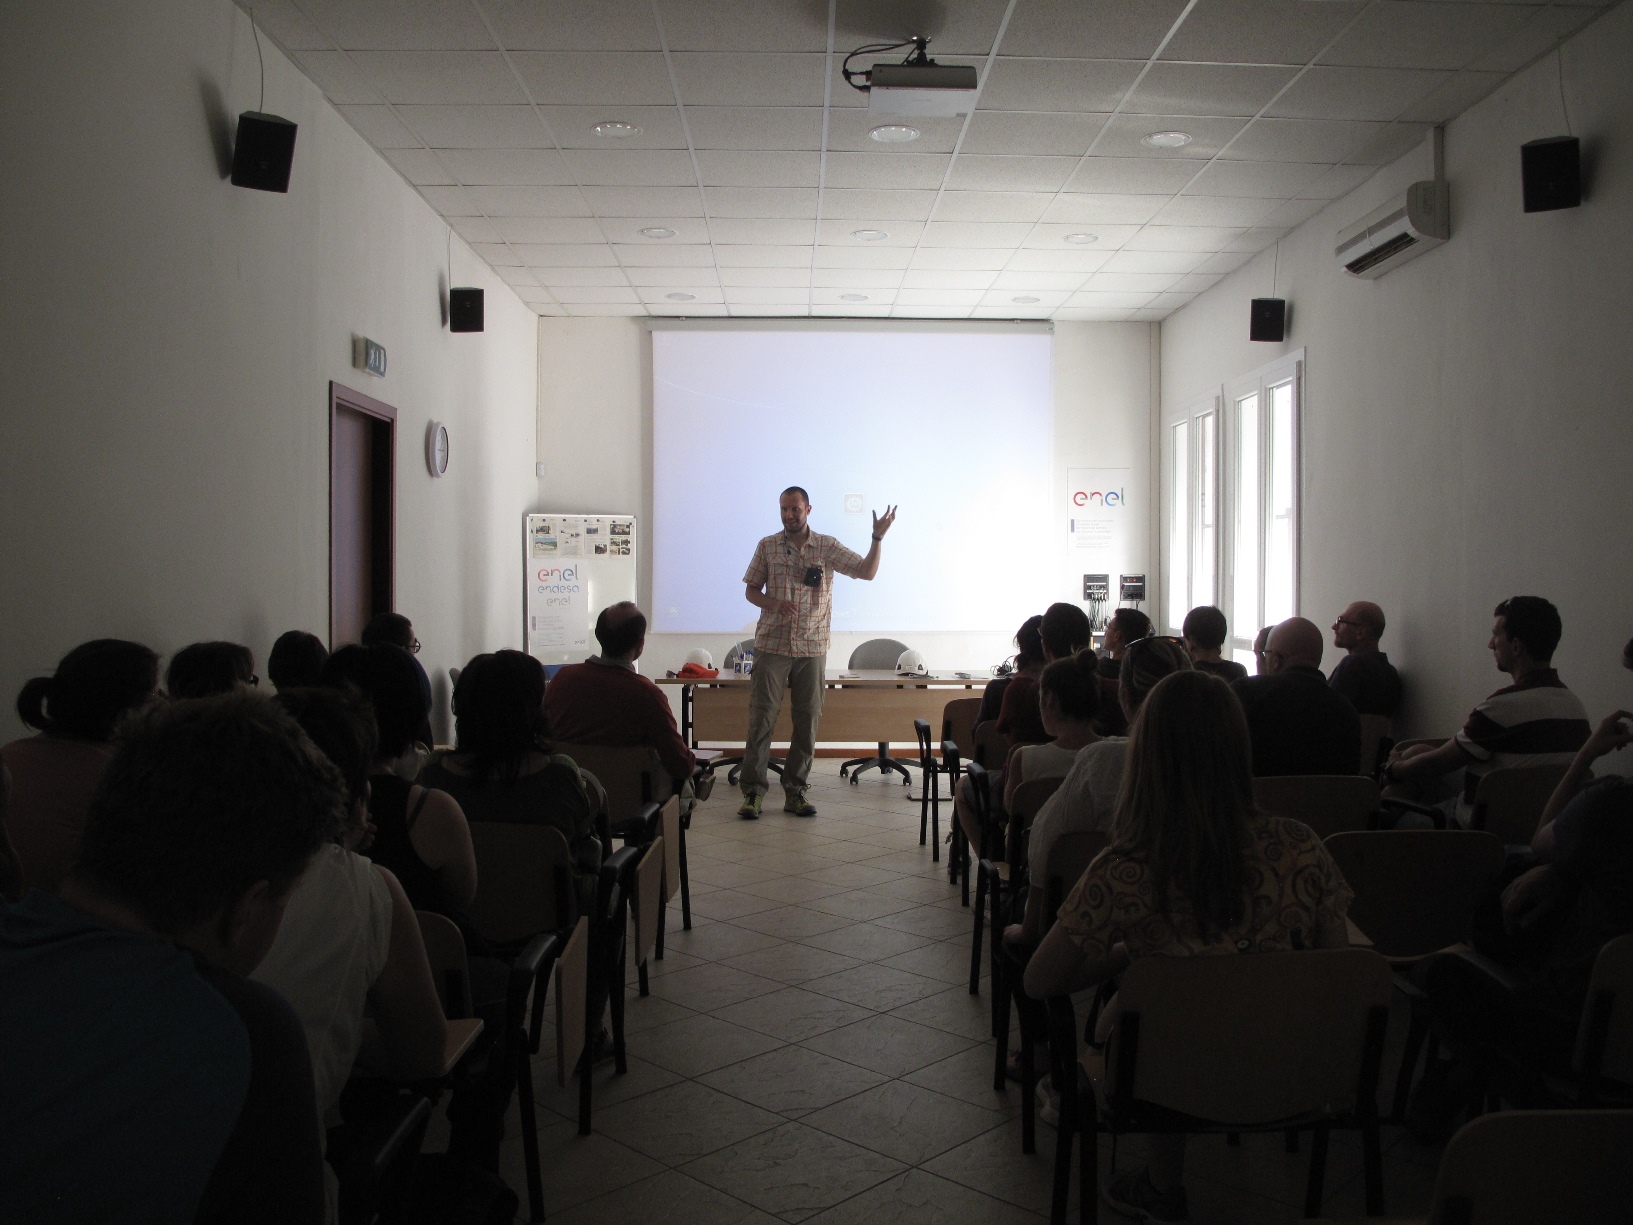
[652,327,1054,635]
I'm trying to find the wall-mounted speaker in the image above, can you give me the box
[1250,297,1286,343]
[450,288,485,333]
[230,111,297,193]
[1521,136,1581,213]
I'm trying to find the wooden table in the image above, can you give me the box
[656,670,989,748]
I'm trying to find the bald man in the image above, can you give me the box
[1231,617,1363,776]
[1329,601,1403,718]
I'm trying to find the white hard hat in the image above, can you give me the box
[684,648,714,668]
[896,649,929,677]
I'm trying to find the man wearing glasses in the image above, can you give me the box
[1329,601,1403,718]
[361,613,432,748]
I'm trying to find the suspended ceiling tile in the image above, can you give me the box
[932,192,1056,223]
[381,147,455,184]
[1123,224,1245,251]
[495,264,540,286]
[579,184,705,215]
[811,286,896,304]
[907,247,1019,270]
[717,266,814,287]
[1469,5,1604,72]
[991,270,1091,291]
[563,148,699,185]
[1267,66,1453,123]
[1221,226,1291,252]
[533,267,635,286]
[901,269,1000,290]
[492,216,608,243]
[1396,70,1507,123]
[705,187,821,218]
[1318,2,1532,71]
[1065,156,1201,194]
[1064,289,1159,309]
[1053,307,1138,320]
[944,155,1080,193]
[825,111,965,154]
[1000,0,1191,59]
[959,111,1109,156]
[722,286,816,304]
[810,267,907,288]
[1347,122,1434,165]
[1007,248,1114,272]
[716,244,824,266]
[348,51,526,104]
[1158,0,1366,65]
[1295,163,1378,200]
[539,105,689,149]
[465,185,591,216]
[978,59,1146,113]
[669,53,829,107]
[507,52,676,106]
[1256,198,1327,229]
[625,267,721,286]
[482,1,662,51]
[1152,194,1279,227]
[815,219,926,246]
[892,305,977,318]
[686,107,826,151]
[812,246,917,268]
[809,304,890,317]
[1087,271,1183,293]
[1092,114,1252,160]
[1192,250,1254,274]
[447,216,501,243]
[1182,160,1329,199]
[636,284,725,302]
[337,105,422,148]
[511,285,560,303]
[695,150,822,187]
[1101,249,1209,274]
[392,105,553,148]
[470,242,521,266]
[1039,193,1171,224]
[1219,117,1388,163]
[610,243,717,265]
[295,0,494,51]
[291,51,382,104]
[418,185,480,214]
[920,220,1037,247]
[709,217,818,244]
[1126,63,1300,118]
[508,243,620,267]
[1022,222,1142,249]
[250,1,330,51]
[895,288,986,306]
[971,305,1057,319]
[820,189,941,221]
[552,285,643,303]
[595,217,713,244]
[436,148,577,185]
[734,303,811,314]
[823,152,953,189]
[1171,271,1225,293]
[658,0,830,52]
[565,303,651,315]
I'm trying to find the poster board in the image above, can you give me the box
[1067,468,1134,630]
[526,513,639,665]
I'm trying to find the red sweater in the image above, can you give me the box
[543,659,695,784]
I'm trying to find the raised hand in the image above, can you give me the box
[871,504,898,539]
[1584,710,1633,761]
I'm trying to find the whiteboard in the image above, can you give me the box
[525,514,639,665]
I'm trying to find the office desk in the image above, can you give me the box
[655,671,988,747]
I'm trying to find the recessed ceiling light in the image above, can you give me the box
[665,292,695,301]
[839,293,870,302]
[851,229,889,241]
[638,227,676,239]
[1141,130,1193,149]
[1012,296,1041,304]
[593,121,641,138]
[868,124,920,143]
[1063,232,1099,244]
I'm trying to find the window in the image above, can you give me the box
[1167,420,1190,632]
[1224,358,1302,665]
[1161,397,1219,632]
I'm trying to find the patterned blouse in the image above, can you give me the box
[1055,815,1354,962]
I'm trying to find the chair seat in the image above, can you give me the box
[1078,1049,1354,1134]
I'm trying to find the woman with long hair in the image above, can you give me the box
[1024,669,1354,1222]
[3,639,159,891]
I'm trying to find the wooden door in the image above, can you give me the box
[329,383,396,646]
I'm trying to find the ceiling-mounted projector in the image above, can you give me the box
[844,37,978,119]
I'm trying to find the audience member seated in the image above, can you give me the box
[1329,601,1403,717]
[1252,624,1273,675]
[978,614,1043,726]
[994,616,1049,744]
[167,639,256,698]
[0,766,21,901]
[419,651,602,908]
[1002,649,1101,816]
[543,601,698,802]
[1024,669,1354,1222]
[268,630,330,691]
[1232,617,1362,776]
[0,693,332,1224]
[251,687,447,1211]
[1383,596,1590,825]
[1417,637,1633,1128]
[1182,605,1247,681]
[362,612,434,747]
[2,638,159,892]
[322,645,477,925]
[1014,636,1191,943]
[1094,607,1153,737]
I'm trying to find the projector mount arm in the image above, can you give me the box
[841,36,934,93]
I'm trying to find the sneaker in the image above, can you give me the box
[1036,1075,1060,1128]
[1103,1168,1189,1223]
[783,790,818,817]
[737,793,762,820]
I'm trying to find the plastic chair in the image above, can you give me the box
[1253,775,1381,839]
[973,774,1063,997]
[1357,713,1392,776]
[1324,829,1505,1123]
[941,697,982,775]
[1467,763,1569,847]
[941,739,969,895]
[840,638,915,784]
[912,719,942,862]
[1044,949,1394,1224]
[972,719,1011,769]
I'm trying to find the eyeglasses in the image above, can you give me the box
[1333,617,1364,628]
[249,674,260,687]
[408,639,422,655]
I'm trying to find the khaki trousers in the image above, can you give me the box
[741,652,824,796]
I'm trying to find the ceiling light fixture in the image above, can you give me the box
[638,227,676,238]
[868,124,920,143]
[1141,130,1193,149]
[1012,296,1041,304]
[665,292,695,301]
[851,229,889,241]
[592,121,641,138]
[839,293,870,302]
[1063,232,1099,244]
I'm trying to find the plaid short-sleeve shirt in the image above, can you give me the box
[742,530,866,658]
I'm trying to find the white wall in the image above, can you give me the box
[1160,1,1633,738]
[537,318,1155,680]
[0,0,540,743]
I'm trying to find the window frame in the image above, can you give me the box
[1161,391,1222,633]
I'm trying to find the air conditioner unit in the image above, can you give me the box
[1334,181,1449,279]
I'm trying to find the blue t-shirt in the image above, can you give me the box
[1,891,255,1223]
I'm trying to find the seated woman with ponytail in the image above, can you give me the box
[3,640,159,891]
[1001,649,1101,815]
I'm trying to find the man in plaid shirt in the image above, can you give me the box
[738,487,897,819]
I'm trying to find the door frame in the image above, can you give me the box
[329,382,397,646]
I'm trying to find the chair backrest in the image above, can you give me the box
[1356,714,1392,775]
[941,697,982,763]
[913,718,934,769]
[553,742,672,831]
[971,720,1010,769]
[1010,775,1064,832]
[1578,933,1633,1089]
[415,910,473,1019]
[467,822,577,944]
[848,638,910,670]
[1324,830,1505,958]
[1109,948,1393,1124]
[1428,1109,1633,1224]
[1253,775,1381,840]
[1043,831,1109,922]
[633,837,665,967]
[1470,763,1569,845]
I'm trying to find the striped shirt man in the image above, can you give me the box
[1454,669,1591,815]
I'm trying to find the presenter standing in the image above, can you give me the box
[738,487,896,819]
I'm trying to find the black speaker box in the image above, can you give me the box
[230,111,297,193]
[1250,297,1286,343]
[450,288,485,333]
[1522,136,1581,213]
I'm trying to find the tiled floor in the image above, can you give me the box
[440,761,1450,1223]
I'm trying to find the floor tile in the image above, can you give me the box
[734,875,853,903]
[730,905,855,941]
[648,962,786,1011]
[699,1045,890,1115]
[712,985,878,1043]
[870,875,967,904]
[661,923,787,963]
[889,984,1000,1042]
[803,962,950,1011]
[920,1116,1080,1216]
[530,1052,683,1120]
[498,1116,664,1213]
[802,1079,1009,1165]
[638,1013,787,1078]
[901,1044,1022,1116]
[688,889,788,921]
[800,1013,979,1078]
[801,1166,1048,1225]
[593,1080,785,1165]
[619,992,698,1035]
[804,889,923,921]
[879,938,988,986]
[720,943,864,986]
[548,1168,780,1225]
[804,862,907,890]
[680,1122,907,1219]
[687,860,789,888]
[873,904,979,940]
[798,922,939,962]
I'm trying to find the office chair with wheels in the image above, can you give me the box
[840,637,915,784]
